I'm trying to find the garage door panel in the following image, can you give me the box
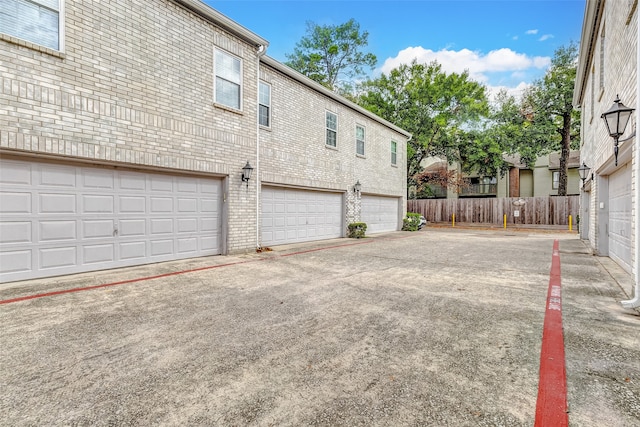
[0,158,222,283]
[40,220,76,241]
[1,221,31,244]
[83,220,114,239]
[39,246,77,269]
[83,244,114,264]
[1,161,31,185]
[41,165,76,187]
[119,219,145,237]
[41,193,76,213]
[0,250,32,273]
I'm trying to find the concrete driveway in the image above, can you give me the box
[1,228,639,426]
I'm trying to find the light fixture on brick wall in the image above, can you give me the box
[601,95,635,166]
[353,180,362,194]
[241,161,253,187]
[578,162,591,183]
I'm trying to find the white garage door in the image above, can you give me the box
[261,186,342,246]
[0,158,222,283]
[361,195,400,233]
[609,164,632,273]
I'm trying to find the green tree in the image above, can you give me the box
[285,19,377,93]
[357,60,491,191]
[520,43,580,195]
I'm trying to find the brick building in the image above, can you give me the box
[0,0,410,282]
[573,0,639,307]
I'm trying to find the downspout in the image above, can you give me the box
[256,44,267,250]
[621,21,640,309]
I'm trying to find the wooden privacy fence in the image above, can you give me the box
[407,196,580,226]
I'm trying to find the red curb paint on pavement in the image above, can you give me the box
[0,238,375,305]
[535,239,569,427]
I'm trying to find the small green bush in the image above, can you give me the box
[402,212,422,231]
[347,222,367,238]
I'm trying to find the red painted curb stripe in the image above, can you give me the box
[0,238,376,305]
[535,239,569,427]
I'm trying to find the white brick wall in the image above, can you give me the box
[577,1,637,279]
[0,0,409,255]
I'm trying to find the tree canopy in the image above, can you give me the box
[285,19,377,93]
[357,60,491,191]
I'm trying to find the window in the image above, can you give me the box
[259,81,271,127]
[0,0,62,51]
[391,141,397,165]
[356,125,365,156]
[552,171,560,189]
[214,48,242,110]
[326,111,337,147]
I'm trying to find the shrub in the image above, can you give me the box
[347,222,367,238]
[402,212,422,231]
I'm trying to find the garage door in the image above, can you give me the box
[0,158,222,283]
[361,195,400,233]
[261,186,342,246]
[608,164,632,273]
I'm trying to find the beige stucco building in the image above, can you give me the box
[0,0,410,283]
[573,0,639,308]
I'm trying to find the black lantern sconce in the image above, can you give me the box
[577,162,591,184]
[601,95,635,166]
[241,161,253,187]
[353,180,362,194]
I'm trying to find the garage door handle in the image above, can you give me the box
[113,228,118,236]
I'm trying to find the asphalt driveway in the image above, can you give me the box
[1,228,639,426]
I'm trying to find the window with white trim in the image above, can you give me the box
[259,81,271,127]
[214,48,242,110]
[599,23,605,91]
[552,171,559,189]
[326,111,337,147]
[391,141,397,165]
[0,0,62,51]
[356,125,365,156]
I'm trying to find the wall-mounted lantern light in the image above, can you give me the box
[601,95,635,166]
[241,161,253,187]
[353,180,362,194]
[578,162,591,183]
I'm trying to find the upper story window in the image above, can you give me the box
[552,171,560,189]
[391,141,397,165]
[259,81,271,127]
[0,0,62,51]
[214,48,242,110]
[326,111,337,147]
[356,125,365,156]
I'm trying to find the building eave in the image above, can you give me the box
[260,55,412,139]
[172,0,269,49]
[573,0,604,107]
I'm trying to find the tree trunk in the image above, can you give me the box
[558,113,571,196]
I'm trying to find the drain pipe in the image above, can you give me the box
[255,44,267,250]
[621,23,640,309]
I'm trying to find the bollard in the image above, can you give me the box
[452,213,455,228]
[504,214,507,229]
[569,215,572,231]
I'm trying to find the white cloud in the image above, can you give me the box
[487,81,531,102]
[379,46,550,80]
[526,29,539,35]
[538,34,554,41]
[378,46,550,101]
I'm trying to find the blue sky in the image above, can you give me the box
[207,0,586,98]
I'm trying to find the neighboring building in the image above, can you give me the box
[573,0,639,308]
[0,0,410,283]
[418,151,581,199]
[497,151,582,198]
